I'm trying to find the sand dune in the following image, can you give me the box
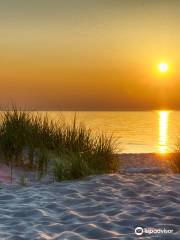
[0,173,179,239]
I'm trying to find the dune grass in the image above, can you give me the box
[171,152,180,173]
[0,108,119,182]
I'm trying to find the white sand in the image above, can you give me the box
[0,154,179,239]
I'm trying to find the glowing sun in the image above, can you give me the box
[158,62,169,73]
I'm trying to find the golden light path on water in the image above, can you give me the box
[159,111,169,154]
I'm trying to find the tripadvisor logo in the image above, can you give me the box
[135,227,174,236]
[135,227,143,236]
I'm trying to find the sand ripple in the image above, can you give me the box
[0,174,179,239]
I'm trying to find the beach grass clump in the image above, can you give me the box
[53,152,93,181]
[0,108,119,181]
[19,175,28,187]
[169,142,180,173]
[0,109,32,182]
[0,110,31,161]
[171,151,180,173]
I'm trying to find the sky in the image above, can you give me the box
[1,0,180,110]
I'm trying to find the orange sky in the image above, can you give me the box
[1,0,180,110]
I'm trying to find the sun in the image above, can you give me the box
[158,62,169,73]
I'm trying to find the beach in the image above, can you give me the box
[1,0,180,238]
[0,154,179,240]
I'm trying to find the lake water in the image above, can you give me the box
[45,111,180,153]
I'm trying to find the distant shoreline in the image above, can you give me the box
[118,152,173,174]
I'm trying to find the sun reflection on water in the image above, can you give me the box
[159,111,169,154]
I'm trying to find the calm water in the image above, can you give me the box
[46,111,180,153]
